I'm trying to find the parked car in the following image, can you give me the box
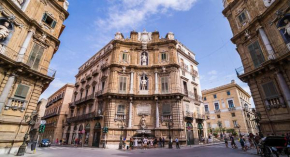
[39,139,51,147]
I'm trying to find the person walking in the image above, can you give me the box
[159,137,162,147]
[175,138,180,149]
[230,135,237,149]
[162,137,165,147]
[143,138,148,150]
[254,133,261,154]
[239,135,246,151]
[224,135,229,148]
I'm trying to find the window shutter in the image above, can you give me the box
[27,44,40,67]
[165,77,168,91]
[14,84,29,99]
[262,82,278,98]
[51,20,57,28]
[119,77,123,91]
[123,77,126,91]
[32,46,44,70]
[161,77,165,92]
[42,13,48,22]
[248,42,265,68]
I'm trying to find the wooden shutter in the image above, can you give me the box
[42,13,48,22]
[118,105,124,113]
[27,44,40,66]
[14,84,29,99]
[248,41,265,68]
[51,20,57,28]
[119,77,123,91]
[262,82,279,98]
[162,104,170,114]
[165,77,168,92]
[123,77,126,91]
[32,46,44,70]
[161,77,165,92]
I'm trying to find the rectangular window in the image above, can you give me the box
[102,81,105,90]
[204,97,207,101]
[117,105,125,114]
[119,76,127,92]
[162,104,171,115]
[231,113,236,117]
[227,91,231,95]
[228,100,235,108]
[192,76,195,81]
[248,41,265,68]
[161,53,167,61]
[14,84,30,99]
[238,11,247,24]
[161,77,169,93]
[213,94,217,99]
[214,103,219,110]
[185,104,189,112]
[233,120,238,127]
[204,105,209,112]
[122,53,128,61]
[83,106,86,115]
[217,115,221,118]
[27,43,44,70]
[42,13,57,28]
[182,71,185,76]
[262,81,279,98]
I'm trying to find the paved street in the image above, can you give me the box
[1,143,259,157]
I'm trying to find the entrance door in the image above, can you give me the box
[93,131,101,147]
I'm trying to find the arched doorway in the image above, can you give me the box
[84,123,90,146]
[78,124,84,145]
[186,122,194,145]
[66,126,71,144]
[93,122,101,147]
[197,123,204,141]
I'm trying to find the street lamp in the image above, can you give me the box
[244,108,263,137]
[16,110,37,156]
[217,121,222,139]
[167,120,174,149]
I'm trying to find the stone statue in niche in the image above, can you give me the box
[278,19,290,36]
[0,22,10,40]
[141,53,147,65]
[141,76,147,90]
[140,115,146,129]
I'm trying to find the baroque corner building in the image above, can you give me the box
[65,30,207,148]
[0,0,69,154]
[223,0,290,135]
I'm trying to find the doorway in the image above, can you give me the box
[93,122,101,147]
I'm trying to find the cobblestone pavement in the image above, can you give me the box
[0,142,264,157]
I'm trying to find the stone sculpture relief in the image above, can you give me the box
[141,76,147,90]
[141,53,147,65]
[0,22,10,40]
[278,19,290,36]
[140,115,146,129]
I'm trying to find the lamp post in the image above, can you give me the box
[243,108,263,138]
[16,110,37,156]
[217,121,222,139]
[167,120,173,149]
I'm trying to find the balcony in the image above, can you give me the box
[4,97,27,112]
[69,102,75,108]
[194,113,205,120]
[66,112,95,123]
[190,69,198,77]
[265,96,286,109]
[75,93,95,105]
[194,95,203,102]
[214,109,221,113]
[75,82,80,87]
[114,113,126,121]
[81,78,86,84]
[161,114,172,122]
[205,111,210,114]
[86,74,92,80]
[182,88,188,96]
[95,90,104,97]
[42,112,59,119]
[228,107,236,111]
[0,45,56,78]
[45,122,56,127]
[185,111,193,118]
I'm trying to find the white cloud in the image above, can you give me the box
[40,78,67,99]
[96,0,197,31]
[208,70,217,75]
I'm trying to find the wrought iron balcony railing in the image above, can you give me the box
[214,109,221,113]
[66,112,95,123]
[161,114,172,122]
[228,107,236,111]
[0,45,56,77]
[4,97,27,112]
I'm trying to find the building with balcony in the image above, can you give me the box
[64,30,206,148]
[223,0,290,135]
[0,0,69,154]
[29,98,47,142]
[42,84,73,144]
[202,80,257,135]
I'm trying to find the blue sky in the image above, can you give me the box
[41,0,253,105]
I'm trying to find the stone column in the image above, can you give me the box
[258,27,275,60]
[276,72,290,107]
[128,98,133,128]
[154,70,158,94]
[156,99,159,128]
[129,70,134,94]
[17,29,35,62]
[22,0,31,11]
[0,74,15,113]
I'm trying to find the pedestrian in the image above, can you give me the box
[230,135,237,149]
[159,137,162,147]
[175,137,180,149]
[239,135,246,151]
[254,133,261,154]
[143,138,148,150]
[154,138,157,148]
[162,137,165,147]
[249,133,254,149]
[224,135,228,148]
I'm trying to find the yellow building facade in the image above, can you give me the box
[223,0,290,135]
[202,80,257,135]
[64,30,207,148]
[0,0,69,154]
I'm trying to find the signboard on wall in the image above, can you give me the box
[137,104,151,115]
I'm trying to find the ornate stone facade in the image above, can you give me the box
[223,0,290,135]
[65,30,206,148]
[0,0,69,154]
